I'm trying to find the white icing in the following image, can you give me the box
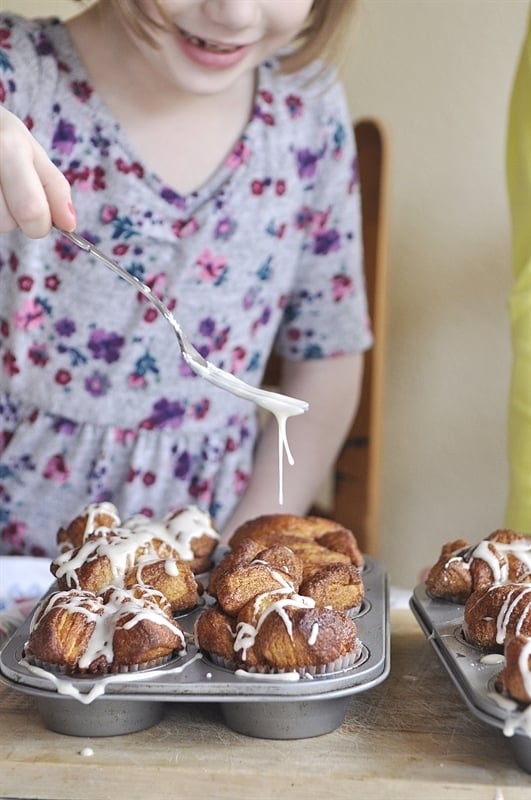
[27,587,186,673]
[52,504,219,588]
[479,653,505,666]
[20,653,203,705]
[308,622,319,646]
[234,668,301,681]
[233,590,315,661]
[188,359,307,505]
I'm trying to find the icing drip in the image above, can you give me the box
[233,591,315,661]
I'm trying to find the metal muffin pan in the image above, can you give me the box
[410,583,531,774]
[0,556,390,739]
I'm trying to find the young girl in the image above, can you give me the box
[0,0,371,557]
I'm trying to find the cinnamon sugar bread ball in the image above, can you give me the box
[496,634,531,704]
[463,583,531,649]
[228,513,364,579]
[25,586,186,674]
[426,529,531,604]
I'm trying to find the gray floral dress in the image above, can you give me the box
[0,14,372,557]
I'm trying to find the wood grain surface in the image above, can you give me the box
[0,609,530,800]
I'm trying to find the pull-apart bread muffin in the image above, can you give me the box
[425,529,531,603]
[496,634,531,704]
[51,529,201,613]
[25,585,186,674]
[51,503,221,613]
[57,502,219,574]
[228,513,364,579]
[463,583,531,649]
[209,537,364,615]
[196,540,363,674]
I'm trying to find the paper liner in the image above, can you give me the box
[344,602,362,619]
[205,640,363,676]
[25,652,173,676]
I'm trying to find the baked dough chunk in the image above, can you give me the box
[496,634,531,704]
[56,502,121,552]
[425,539,473,603]
[463,583,531,649]
[123,559,200,614]
[426,529,531,604]
[300,563,364,612]
[229,513,364,576]
[253,606,361,671]
[25,586,186,674]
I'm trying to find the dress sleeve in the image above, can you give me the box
[274,76,373,361]
[505,11,531,531]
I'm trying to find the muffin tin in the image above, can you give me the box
[410,583,531,774]
[0,556,389,740]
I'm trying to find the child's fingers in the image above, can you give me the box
[34,144,76,232]
[0,116,75,238]
[0,135,52,237]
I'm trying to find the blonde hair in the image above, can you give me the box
[104,0,357,73]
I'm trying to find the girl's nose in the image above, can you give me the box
[203,0,260,31]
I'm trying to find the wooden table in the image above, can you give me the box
[0,609,530,800]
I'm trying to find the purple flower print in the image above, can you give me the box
[199,317,216,338]
[173,450,191,479]
[141,398,186,431]
[85,370,111,398]
[160,187,187,210]
[50,416,78,435]
[55,317,76,337]
[87,329,125,364]
[35,32,54,57]
[295,146,325,179]
[52,118,76,156]
[214,216,237,241]
[313,229,341,255]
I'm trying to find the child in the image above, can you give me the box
[0,0,371,557]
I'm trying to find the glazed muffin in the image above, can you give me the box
[426,530,531,604]
[56,502,122,552]
[463,583,531,649]
[496,633,531,704]
[228,513,364,576]
[25,585,186,674]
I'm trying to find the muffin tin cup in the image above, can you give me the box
[0,556,389,740]
[410,583,531,774]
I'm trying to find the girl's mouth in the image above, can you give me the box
[178,28,244,54]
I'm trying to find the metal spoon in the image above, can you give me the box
[55,228,309,417]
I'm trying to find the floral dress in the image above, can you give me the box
[0,14,372,557]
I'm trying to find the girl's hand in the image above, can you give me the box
[0,106,76,238]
